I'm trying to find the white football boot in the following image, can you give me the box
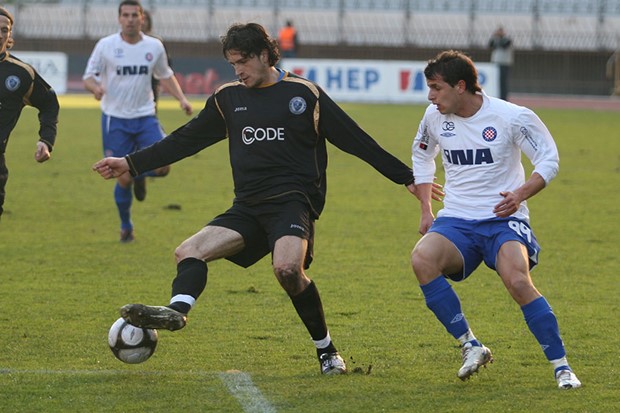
[555,369,582,389]
[319,352,347,375]
[457,342,493,380]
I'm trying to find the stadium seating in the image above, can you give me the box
[6,0,620,51]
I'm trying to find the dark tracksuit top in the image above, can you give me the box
[0,51,59,215]
[126,71,414,219]
[0,52,58,155]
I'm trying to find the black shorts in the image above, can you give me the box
[208,199,315,269]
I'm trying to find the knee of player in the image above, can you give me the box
[273,263,305,290]
[156,165,170,177]
[411,248,439,281]
[502,273,537,297]
[410,247,430,271]
[175,242,198,263]
[273,263,301,279]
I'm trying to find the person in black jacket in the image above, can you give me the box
[0,7,59,219]
[93,22,440,375]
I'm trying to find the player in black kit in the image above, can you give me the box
[93,22,439,375]
[0,7,59,219]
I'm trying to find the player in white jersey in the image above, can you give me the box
[83,0,192,242]
[410,50,581,389]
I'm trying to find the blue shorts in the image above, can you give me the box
[428,216,541,282]
[102,114,165,158]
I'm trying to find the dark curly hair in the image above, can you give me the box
[221,23,280,66]
[424,50,482,94]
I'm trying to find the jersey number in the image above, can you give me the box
[508,220,532,243]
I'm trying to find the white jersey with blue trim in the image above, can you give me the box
[412,91,559,222]
[83,32,173,119]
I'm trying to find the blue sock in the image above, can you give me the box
[522,296,566,361]
[420,276,470,339]
[114,183,133,230]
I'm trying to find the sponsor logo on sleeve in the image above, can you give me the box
[520,126,539,151]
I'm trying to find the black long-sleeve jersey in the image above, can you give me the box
[0,52,59,154]
[126,72,414,218]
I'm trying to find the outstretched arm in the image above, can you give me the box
[92,157,129,180]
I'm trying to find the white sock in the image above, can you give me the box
[550,357,569,371]
[170,294,195,308]
[457,329,477,345]
[313,331,331,349]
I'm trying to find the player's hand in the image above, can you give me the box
[180,99,193,116]
[92,85,105,101]
[406,179,444,202]
[34,141,51,163]
[92,157,129,179]
[494,191,520,218]
[430,180,444,202]
[418,211,435,235]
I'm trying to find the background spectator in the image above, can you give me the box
[489,26,513,100]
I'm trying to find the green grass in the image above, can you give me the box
[0,97,618,412]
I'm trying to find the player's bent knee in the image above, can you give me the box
[273,264,300,280]
[411,248,442,284]
[410,247,430,271]
[156,165,170,177]
[175,243,198,263]
[273,264,304,293]
[503,276,538,303]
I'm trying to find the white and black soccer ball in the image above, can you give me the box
[108,317,158,364]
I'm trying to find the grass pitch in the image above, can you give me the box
[0,95,618,412]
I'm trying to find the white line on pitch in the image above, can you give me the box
[2,368,276,412]
[219,370,276,413]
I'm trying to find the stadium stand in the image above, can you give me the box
[5,0,619,96]
[6,0,620,51]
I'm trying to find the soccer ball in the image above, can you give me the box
[108,317,158,364]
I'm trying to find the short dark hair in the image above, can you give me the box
[0,6,14,27]
[221,23,280,66]
[424,50,482,94]
[118,0,143,16]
